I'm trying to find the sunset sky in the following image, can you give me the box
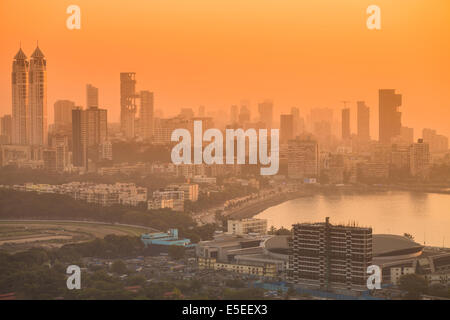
[1,0,449,139]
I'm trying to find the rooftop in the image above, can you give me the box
[372,234,423,257]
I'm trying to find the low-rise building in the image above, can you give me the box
[198,257,277,278]
[167,183,199,202]
[390,267,415,285]
[227,218,268,235]
[6,182,147,207]
[141,229,196,255]
[151,189,184,212]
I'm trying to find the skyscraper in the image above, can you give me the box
[86,84,99,108]
[139,90,154,140]
[28,45,47,146]
[120,73,137,138]
[280,114,294,144]
[379,89,402,144]
[341,108,350,140]
[54,100,75,132]
[72,106,107,168]
[72,107,87,167]
[357,101,370,142]
[258,100,273,129]
[11,47,29,145]
[86,107,107,147]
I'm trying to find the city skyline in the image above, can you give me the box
[1,0,450,139]
[1,0,450,303]
[2,43,448,143]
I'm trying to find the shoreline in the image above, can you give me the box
[223,184,450,221]
[224,190,308,220]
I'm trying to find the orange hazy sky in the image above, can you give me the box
[1,0,449,139]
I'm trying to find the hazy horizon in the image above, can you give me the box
[1,0,450,140]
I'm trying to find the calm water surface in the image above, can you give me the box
[255,191,450,247]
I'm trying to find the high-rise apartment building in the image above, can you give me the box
[86,107,107,147]
[72,106,107,168]
[400,126,414,145]
[341,108,350,140]
[54,100,75,133]
[288,217,372,292]
[379,89,402,144]
[287,135,320,180]
[139,90,154,140]
[49,134,69,172]
[423,128,449,153]
[120,73,137,138]
[28,46,47,146]
[357,101,370,142]
[11,48,29,145]
[409,139,430,179]
[280,114,294,144]
[86,84,99,108]
[258,100,273,129]
[72,107,87,167]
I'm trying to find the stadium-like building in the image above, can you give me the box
[235,233,450,286]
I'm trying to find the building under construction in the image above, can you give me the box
[288,217,372,293]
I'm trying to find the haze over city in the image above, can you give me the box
[1,0,450,139]
[1,0,450,303]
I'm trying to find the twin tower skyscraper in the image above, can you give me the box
[11,45,47,146]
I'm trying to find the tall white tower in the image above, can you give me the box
[28,45,47,145]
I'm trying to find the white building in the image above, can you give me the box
[227,218,268,235]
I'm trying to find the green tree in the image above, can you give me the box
[126,275,146,286]
[268,226,276,235]
[398,274,428,299]
[427,283,450,298]
[403,233,415,241]
[168,245,185,260]
[111,260,128,274]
